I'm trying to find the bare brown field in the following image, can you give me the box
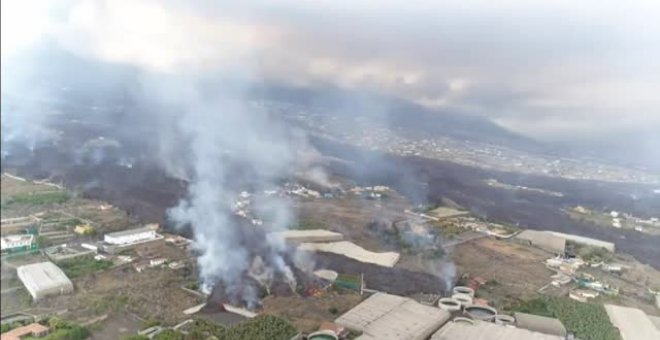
[35,261,201,325]
[453,237,554,308]
[294,195,410,251]
[261,291,363,333]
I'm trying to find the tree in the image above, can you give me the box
[153,329,184,340]
[122,335,149,340]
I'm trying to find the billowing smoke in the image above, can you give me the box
[439,261,457,292]
[147,78,315,303]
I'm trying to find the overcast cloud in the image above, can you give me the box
[2,0,659,148]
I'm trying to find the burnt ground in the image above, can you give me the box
[314,138,660,269]
[2,121,659,268]
[314,252,448,295]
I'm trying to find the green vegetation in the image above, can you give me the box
[328,306,339,315]
[63,218,82,227]
[511,297,620,340]
[143,318,161,328]
[222,315,297,340]
[127,316,295,340]
[122,335,149,340]
[88,294,129,314]
[186,318,226,340]
[153,329,184,340]
[335,273,362,291]
[485,279,499,286]
[59,257,113,279]
[4,191,70,207]
[0,313,35,332]
[185,282,200,291]
[422,248,446,259]
[291,218,326,230]
[577,244,613,263]
[430,221,464,239]
[36,235,50,248]
[24,317,90,340]
[1,322,21,334]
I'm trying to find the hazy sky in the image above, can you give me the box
[2,0,659,146]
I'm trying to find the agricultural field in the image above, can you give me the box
[511,296,621,340]
[261,291,363,332]
[123,315,298,340]
[1,174,138,238]
[452,237,554,308]
[59,257,114,279]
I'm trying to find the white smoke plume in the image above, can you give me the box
[1,0,321,304]
[152,78,313,302]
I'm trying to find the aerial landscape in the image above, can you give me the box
[2,1,660,340]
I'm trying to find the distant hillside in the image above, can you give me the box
[249,83,552,154]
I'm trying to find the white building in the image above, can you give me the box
[605,304,660,340]
[150,258,167,267]
[546,231,615,252]
[432,319,563,340]
[104,227,157,245]
[336,293,450,340]
[17,261,73,300]
[1,234,35,251]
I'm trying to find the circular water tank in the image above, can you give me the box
[451,293,473,306]
[437,298,462,312]
[452,286,475,297]
[494,314,515,326]
[453,317,475,325]
[308,330,338,340]
[464,304,497,321]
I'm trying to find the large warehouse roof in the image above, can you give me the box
[514,312,567,337]
[268,229,344,244]
[335,292,450,340]
[649,315,660,332]
[105,226,153,238]
[605,304,660,340]
[547,231,615,252]
[650,315,660,332]
[299,241,400,267]
[515,230,565,254]
[431,319,564,340]
[16,261,73,300]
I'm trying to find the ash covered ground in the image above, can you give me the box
[3,113,659,269]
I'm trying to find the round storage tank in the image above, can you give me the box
[494,314,515,326]
[437,298,462,312]
[451,293,473,306]
[452,286,475,297]
[308,330,338,340]
[453,317,475,325]
[464,304,497,321]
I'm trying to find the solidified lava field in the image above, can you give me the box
[2,121,659,269]
[314,252,449,295]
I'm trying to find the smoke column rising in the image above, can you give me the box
[158,79,311,302]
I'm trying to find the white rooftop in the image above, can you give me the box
[105,226,154,238]
[431,320,564,340]
[16,261,73,300]
[299,241,400,267]
[546,231,615,252]
[335,292,450,340]
[605,304,660,340]
[268,229,344,244]
[1,234,34,249]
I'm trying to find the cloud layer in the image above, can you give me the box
[2,0,659,146]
